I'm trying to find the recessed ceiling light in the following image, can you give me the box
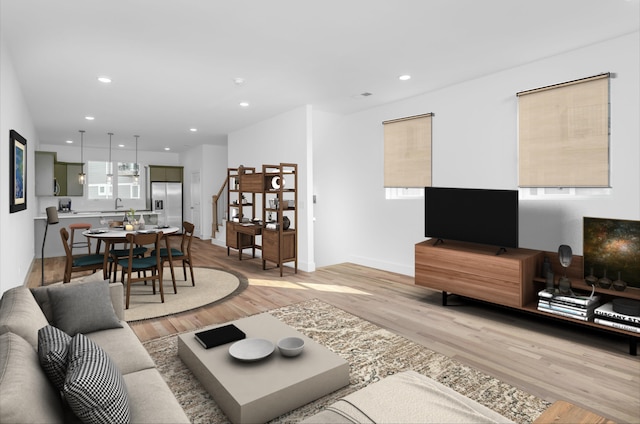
[239,101,250,107]
[233,77,245,85]
[66,140,73,144]
[118,144,125,148]
[97,76,112,83]
[190,128,197,132]
[399,74,411,81]
[164,147,170,151]
[85,116,95,120]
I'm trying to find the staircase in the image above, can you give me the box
[210,219,227,248]
[211,175,229,247]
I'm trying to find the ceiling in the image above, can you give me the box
[1,0,638,153]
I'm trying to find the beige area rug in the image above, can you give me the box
[143,298,551,423]
[123,267,248,322]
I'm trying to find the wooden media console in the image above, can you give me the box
[415,239,640,355]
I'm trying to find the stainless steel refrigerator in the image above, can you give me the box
[151,182,183,228]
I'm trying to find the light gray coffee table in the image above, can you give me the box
[177,313,350,424]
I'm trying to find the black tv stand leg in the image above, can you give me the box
[630,336,638,356]
[442,291,448,306]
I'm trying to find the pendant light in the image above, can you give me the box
[106,132,114,183]
[78,130,86,184]
[133,135,140,183]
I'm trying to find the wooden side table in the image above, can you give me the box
[534,401,615,424]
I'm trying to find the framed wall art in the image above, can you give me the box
[9,129,27,213]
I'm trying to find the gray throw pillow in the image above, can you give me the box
[64,333,131,424]
[38,325,72,391]
[47,280,122,336]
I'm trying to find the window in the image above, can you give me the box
[87,161,143,200]
[383,113,433,188]
[385,187,424,200]
[517,73,610,187]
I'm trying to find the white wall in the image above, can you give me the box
[312,32,639,275]
[181,143,228,239]
[312,110,352,267]
[228,106,315,272]
[0,37,38,293]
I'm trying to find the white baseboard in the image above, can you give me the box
[348,255,414,277]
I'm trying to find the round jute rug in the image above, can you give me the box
[123,267,248,322]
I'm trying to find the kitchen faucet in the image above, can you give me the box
[115,198,123,209]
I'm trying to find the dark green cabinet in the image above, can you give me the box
[149,165,183,182]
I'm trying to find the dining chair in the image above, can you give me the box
[153,221,196,288]
[109,245,148,283]
[117,231,164,309]
[101,220,146,282]
[68,222,92,254]
[60,227,106,283]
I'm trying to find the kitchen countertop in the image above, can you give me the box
[34,210,158,220]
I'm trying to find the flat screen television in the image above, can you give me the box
[425,187,519,249]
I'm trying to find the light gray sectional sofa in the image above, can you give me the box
[0,275,189,424]
[302,370,514,424]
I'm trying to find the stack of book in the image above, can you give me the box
[537,289,600,321]
[594,302,640,334]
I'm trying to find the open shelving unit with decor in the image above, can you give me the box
[415,240,640,355]
[262,163,298,276]
[226,166,261,259]
[522,250,640,355]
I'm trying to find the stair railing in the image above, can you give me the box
[211,175,229,238]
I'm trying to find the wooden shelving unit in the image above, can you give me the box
[262,163,297,276]
[226,166,260,259]
[224,163,298,276]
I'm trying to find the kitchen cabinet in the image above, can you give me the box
[57,163,83,196]
[35,152,55,196]
[149,165,183,182]
[35,152,84,197]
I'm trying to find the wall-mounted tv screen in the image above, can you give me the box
[425,187,519,248]
[583,217,640,289]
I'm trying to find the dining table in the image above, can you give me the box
[83,226,180,280]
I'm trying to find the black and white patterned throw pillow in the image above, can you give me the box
[38,325,72,391]
[63,334,130,424]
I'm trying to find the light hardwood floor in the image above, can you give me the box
[27,237,639,423]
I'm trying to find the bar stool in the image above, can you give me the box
[69,222,92,254]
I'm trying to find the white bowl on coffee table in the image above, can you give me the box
[277,337,304,357]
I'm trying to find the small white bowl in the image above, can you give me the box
[277,337,304,357]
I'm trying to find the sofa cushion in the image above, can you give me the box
[123,368,190,423]
[38,325,72,391]
[302,370,513,424]
[64,333,131,424]
[46,279,122,336]
[32,273,108,323]
[85,323,156,375]
[0,286,50,349]
[0,332,65,423]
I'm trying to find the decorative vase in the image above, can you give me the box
[545,271,555,293]
[584,268,598,287]
[597,269,612,289]
[138,214,145,230]
[558,276,571,295]
[283,216,290,230]
[541,257,552,279]
[612,272,627,291]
